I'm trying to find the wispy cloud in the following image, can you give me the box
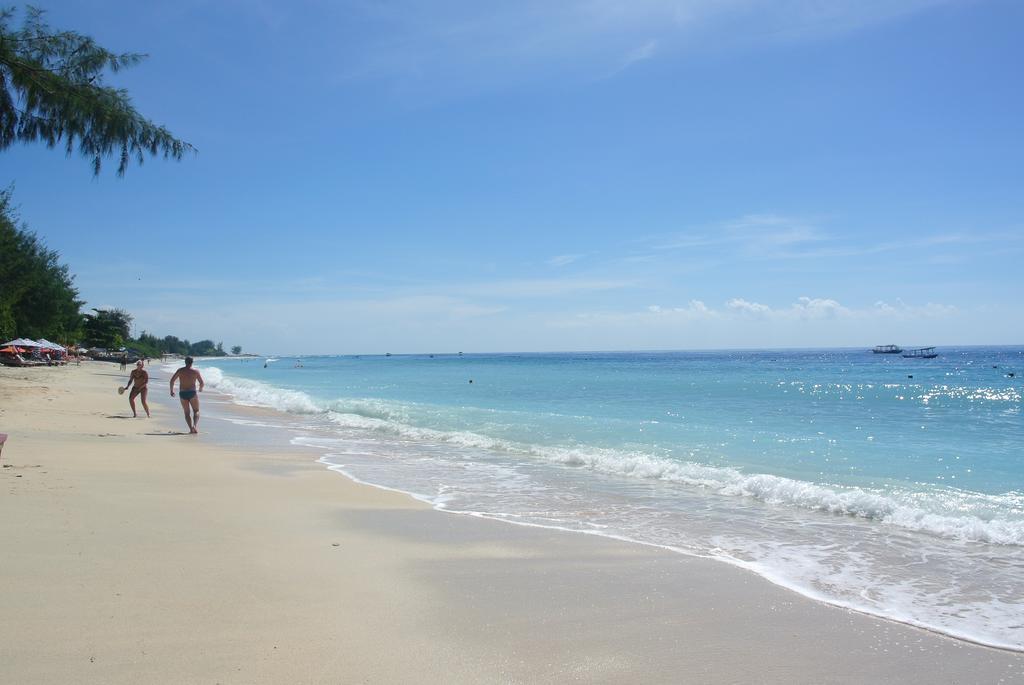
[644,213,1022,265]
[652,212,827,257]
[547,253,584,267]
[605,38,659,77]
[326,0,957,89]
[461,277,633,298]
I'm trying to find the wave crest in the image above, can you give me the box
[204,365,1024,546]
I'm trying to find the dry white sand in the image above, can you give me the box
[2,363,1022,684]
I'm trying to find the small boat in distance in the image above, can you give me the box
[902,347,938,359]
[872,344,903,354]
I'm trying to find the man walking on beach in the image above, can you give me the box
[169,356,205,434]
[123,359,150,418]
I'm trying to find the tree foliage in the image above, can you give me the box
[129,331,162,359]
[0,6,193,175]
[81,307,131,347]
[230,345,241,355]
[0,188,82,341]
[188,339,221,357]
[134,331,230,357]
[160,334,190,356]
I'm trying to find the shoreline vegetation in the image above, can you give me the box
[2,363,1024,683]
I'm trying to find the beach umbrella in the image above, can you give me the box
[2,338,41,347]
[36,338,66,351]
[0,346,18,354]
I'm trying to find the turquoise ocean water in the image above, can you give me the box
[184,347,1023,649]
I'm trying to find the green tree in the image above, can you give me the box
[81,307,131,347]
[187,339,224,357]
[136,329,160,349]
[0,6,193,175]
[230,345,241,355]
[161,334,188,355]
[133,330,165,358]
[0,188,82,341]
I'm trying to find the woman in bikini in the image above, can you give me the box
[123,359,151,418]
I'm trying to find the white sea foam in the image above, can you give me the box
[202,366,320,413]
[202,364,1024,547]
[304,437,1024,651]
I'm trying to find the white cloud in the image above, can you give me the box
[686,299,712,314]
[329,0,956,88]
[724,213,824,247]
[790,296,848,319]
[606,38,659,76]
[874,300,897,314]
[575,295,957,327]
[727,297,772,315]
[464,277,633,297]
[645,212,1024,268]
[547,253,584,267]
[721,296,944,321]
[653,213,827,258]
[642,299,719,317]
[546,294,979,351]
[626,39,658,63]
[873,299,958,318]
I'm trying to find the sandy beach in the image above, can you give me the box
[1,362,1022,684]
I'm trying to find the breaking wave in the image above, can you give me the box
[202,365,1024,546]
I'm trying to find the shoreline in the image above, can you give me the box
[322,456,1024,655]
[2,362,1023,683]
[200,353,1024,652]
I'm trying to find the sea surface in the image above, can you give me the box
[181,347,1024,650]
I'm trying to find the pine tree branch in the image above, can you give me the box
[0,6,193,175]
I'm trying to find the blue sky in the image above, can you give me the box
[5,0,1023,354]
